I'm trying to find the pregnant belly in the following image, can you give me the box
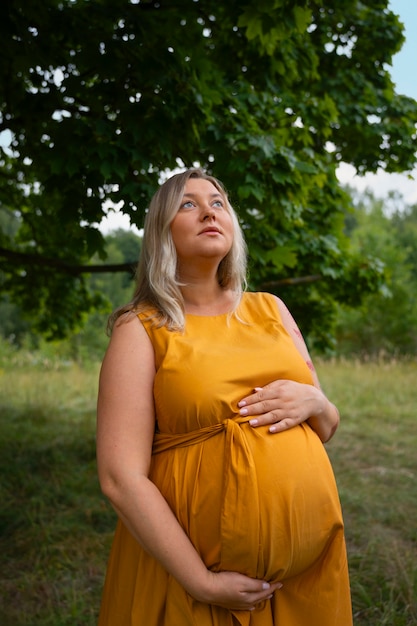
[150,421,344,582]
[247,423,344,580]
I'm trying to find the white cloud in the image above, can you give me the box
[337,163,417,205]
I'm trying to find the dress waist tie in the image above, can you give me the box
[153,418,264,626]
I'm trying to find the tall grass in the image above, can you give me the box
[1,343,416,625]
[0,343,114,626]
[320,358,417,625]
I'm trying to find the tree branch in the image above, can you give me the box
[260,275,322,288]
[0,246,136,276]
[0,246,322,286]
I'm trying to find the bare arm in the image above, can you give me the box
[275,296,340,441]
[97,314,281,609]
[238,296,339,443]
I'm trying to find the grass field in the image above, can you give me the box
[0,347,416,625]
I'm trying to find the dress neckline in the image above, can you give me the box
[184,292,245,319]
[185,310,231,319]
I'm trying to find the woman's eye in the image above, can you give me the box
[213,200,223,208]
[181,201,194,209]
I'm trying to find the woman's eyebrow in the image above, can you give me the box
[182,192,223,198]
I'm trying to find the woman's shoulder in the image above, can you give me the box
[111,310,150,340]
[238,291,284,325]
[242,291,282,313]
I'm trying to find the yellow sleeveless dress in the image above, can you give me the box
[98,292,352,626]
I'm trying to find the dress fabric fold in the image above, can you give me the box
[98,291,353,625]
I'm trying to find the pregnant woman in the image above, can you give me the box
[96,168,353,626]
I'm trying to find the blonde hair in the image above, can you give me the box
[108,168,247,332]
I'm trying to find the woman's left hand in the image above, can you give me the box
[237,380,327,434]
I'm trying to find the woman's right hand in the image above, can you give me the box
[194,570,283,611]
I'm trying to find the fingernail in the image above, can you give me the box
[276,582,283,589]
[254,387,263,392]
[237,400,246,407]
[249,419,258,426]
[262,582,270,590]
[269,425,276,433]
[240,408,248,416]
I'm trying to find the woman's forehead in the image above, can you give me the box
[183,177,222,195]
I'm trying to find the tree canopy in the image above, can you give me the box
[1,0,416,347]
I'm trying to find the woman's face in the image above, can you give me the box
[170,177,234,269]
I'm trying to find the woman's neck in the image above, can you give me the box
[180,281,235,315]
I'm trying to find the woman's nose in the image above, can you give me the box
[202,206,215,221]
